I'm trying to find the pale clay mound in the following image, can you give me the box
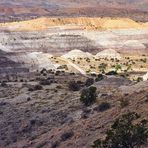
[0,17,148,31]
[62,49,121,60]
[95,49,121,59]
[61,49,93,59]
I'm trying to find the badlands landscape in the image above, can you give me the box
[0,1,148,148]
[0,0,148,22]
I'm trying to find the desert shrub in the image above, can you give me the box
[28,85,43,91]
[114,64,122,72]
[56,85,62,89]
[68,81,80,91]
[51,141,59,148]
[40,68,47,74]
[76,80,84,87]
[70,72,75,75]
[30,117,43,126]
[95,74,104,82]
[61,131,74,141]
[99,63,107,73]
[92,112,148,148]
[137,77,143,82]
[86,58,90,62]
[91,73,97,77]
[47,69,53,73]
[80,86,97,106]
[27,97,31,101]
[54,89,58,93]
[55,70,61,76]
[34,85,43,90]
[1,81,7,87]
[81,108,92,119]
[57,65,68,70]
[85,78,94,87]
[20,79,24,82]
[97,102,111,112]
[106,71,117,75]
[77,80,83,85]
[86,70,91,73]
[28,87,34,91]
[39,79,51,85]
[145,95,148,103]
[43,73,47,76]
[120,98,129,108]
[140,58,147,63]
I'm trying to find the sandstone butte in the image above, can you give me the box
[0,17,148,31]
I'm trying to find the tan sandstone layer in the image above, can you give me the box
[0,17,148,31]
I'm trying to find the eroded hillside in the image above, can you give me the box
[0,1,148,148]
[0,17,147,75]
[0,72,148,148]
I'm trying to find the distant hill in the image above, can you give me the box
[0,0,148,22]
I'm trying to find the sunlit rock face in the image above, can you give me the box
[0,17,147,74]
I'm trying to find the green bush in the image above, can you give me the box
[80,86,97,106]
[92,112,148,148]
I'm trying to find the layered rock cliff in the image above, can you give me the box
[0,17,147,74]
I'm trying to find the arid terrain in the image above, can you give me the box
[0,17,148,75]
[0,70,148,148]
[0,1,148,148]
[0,0,148,22]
